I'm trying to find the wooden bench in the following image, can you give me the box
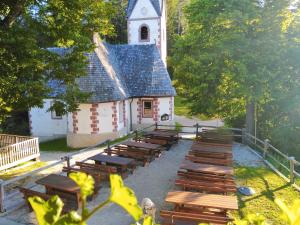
[62,166,100,198]
[185,155,232,166]
[160,210,230,225]
[142,137,170,147]
[105,148,153,166]
[177,170,235,184]
[175,178,236,194]
[189,150,232,160]
[75,161,118,179]
[19,187,78,212]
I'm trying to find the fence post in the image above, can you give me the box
[242,128,246,144]
[263,139,270,159]
[289,156,296,184]
[0,179,5,213]
[107,140,111,156]
[135,130,138,141]
[155,122,158,130]
[63,156,71,167]
[196,123,199,138]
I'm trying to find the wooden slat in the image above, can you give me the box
[180,160,233,176]
[165,191,238,210]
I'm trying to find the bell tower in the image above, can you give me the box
[127,0,167,65]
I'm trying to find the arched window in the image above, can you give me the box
[140,25,149,42]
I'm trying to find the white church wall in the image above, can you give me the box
[98,102,114,133]
[128,19,160,45]
[29,99,67,139]
[129,0,158,19]
[76,104,92,134]
[159,0,167,64]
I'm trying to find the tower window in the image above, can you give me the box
[140,25,149,42]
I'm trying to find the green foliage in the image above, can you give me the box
[28,195,65,225]
[276,199,300,225]
[29,173,154,225]
[109,174,143,221]
[69,172,94,201]
[170,0,300,149]
[175,122,183,132]
[0,0,116,122]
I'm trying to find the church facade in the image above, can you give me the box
[29,0,176,148]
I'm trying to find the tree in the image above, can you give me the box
[0,0,115,122]
[170,0,300,134]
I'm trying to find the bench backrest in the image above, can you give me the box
[76,161,117,173]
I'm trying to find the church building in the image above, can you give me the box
[29,0,176,148]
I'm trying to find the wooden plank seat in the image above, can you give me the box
[105,148,153,166]
[120,140,164,157]
[175,178,236,194]
[189,150,232,160]
[142,137,170,147]
[114,144,157,158]
[190,143,232,154]
[185,155,232,166]
[177,170,235,184]
[19,187,78,212]
[160,210,231,225]
[193,141,233,148]
[154,129,179,141]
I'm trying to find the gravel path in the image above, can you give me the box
[2,140,264,225]
[174,115,224,127]
[233,142,265,167]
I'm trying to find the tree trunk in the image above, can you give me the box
[246,100,255,135]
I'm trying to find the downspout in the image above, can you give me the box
[129,98,134,131]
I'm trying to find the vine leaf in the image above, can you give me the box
[276,199,300,225]
[28,196,63,225]
[69,172,94,200]
[109,174,143,221]
[54,211,84,225]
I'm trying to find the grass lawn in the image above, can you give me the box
[0,161,46,180]
[233,166,300,224]
[39,134,132,152]
[39,138,81,151]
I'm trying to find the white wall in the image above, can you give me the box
[131,97,173,128]
[129,0,158,19]
[98,102,114,133]
[128,19,160,45]
[30,99,67,137]
[159,0,167,64]
[76,104,92,134]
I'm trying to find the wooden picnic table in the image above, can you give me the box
[180,160,233,176]
[165,191,238,210]
[36,174,81,206]
[88,154,135,174]
[121,140,162,150]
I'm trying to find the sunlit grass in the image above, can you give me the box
[0,161,47,180]
[232,166,300,224]
[39,138,81,152]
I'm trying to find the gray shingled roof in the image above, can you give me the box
[48,42,175,103]
[127,0,161,18]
